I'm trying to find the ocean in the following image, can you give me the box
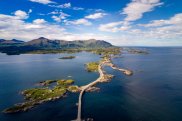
[0,47,182,121]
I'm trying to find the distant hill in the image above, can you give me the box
[0,37,113,55]
[0,39,24,44]
[24,37,112,48]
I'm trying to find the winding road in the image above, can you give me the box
[74,62,104,121]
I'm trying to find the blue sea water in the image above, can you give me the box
[0,47,182,121]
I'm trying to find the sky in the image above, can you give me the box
[0,0,182,46]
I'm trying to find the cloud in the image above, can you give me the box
[98,12,182,45]
[14,10,29,19]
[87,9,105,13]
[59,3,71,8]
[49,3,71,8]
[28,9,32,14]
[0,11,66,40]
[52,16,61,22]
[0,10,110,41]
[33,19,47,24]
[85,13,107,19]
[130,13,182,40]
[98,0,163,33]
[48,10,59,15]
[57,33,112,41]
[66,19,92,26]
[29,0,55,4]
[119,13,182,42]
[134,13,182,40]
[51,12,70,22]
[122,0,163,22]
[73,7,84,11]
[99,21,131,32]
[99,21,123,32]
[139,13,182,27]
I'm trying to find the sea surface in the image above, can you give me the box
[0,47,182,121]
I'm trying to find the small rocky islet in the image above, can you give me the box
[59,56,76,59]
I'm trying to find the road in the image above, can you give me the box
[74,62,104,121]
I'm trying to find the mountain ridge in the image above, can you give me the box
[0,37,114,55]
[23,37,113,48]
[0,39,24,44]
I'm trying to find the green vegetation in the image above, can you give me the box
[4,101,35,113]
[39,80,57,86]
[67,86,79,92]
[85,62,99,72]
[88,47,121,56]
[59,56,75,59]
[57,79,74,86]
[22,87,67,101]
[3,79,78,113]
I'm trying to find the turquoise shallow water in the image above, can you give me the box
[0,47,182,121]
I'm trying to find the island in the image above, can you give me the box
[125,48,149,54]
[3,79,79,113]
[85,62,99,72]
[38,80,57,86]
[59,56,76,59]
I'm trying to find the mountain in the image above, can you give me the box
[24,37,61,48]
[0,37,113,55]
[0,39,24,44]
[24,37,112,48]
[72,39,112,48]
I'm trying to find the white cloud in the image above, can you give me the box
[122,13,182,42]
[0,11,66,41]
[73,7,84,10]
[58,33,112,41]
[51,12,70,22]
[139,13,182,27]
[99,21,123,32]
[66,19,92,26]
[98,0,163,33]
[135,13,182,40]
[33,19,47,24]
[52,15,61,22]
[59,3,71,8]
[99,21,131,32]
[85,13,107,19]
[14,10,29,19]
[98,12,182,46]
[28,9,32,14]
[29,0,55,4]
[122,0,163,21]
[49,3,71,8]
[48,10,60,15]
[0,11,110,41]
